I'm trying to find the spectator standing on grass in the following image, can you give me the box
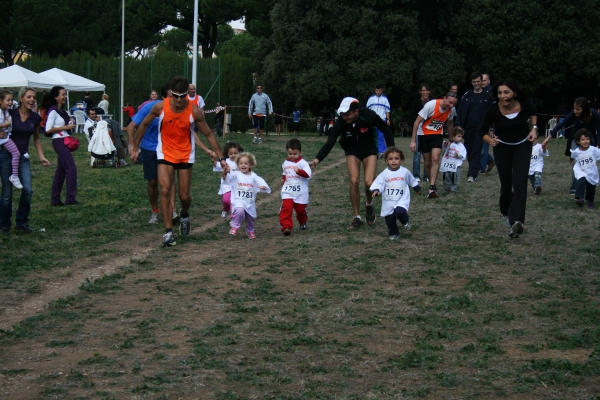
[122,103,135,125]
[542,97,600,195]
[97,94,109,114]
[0,87,50,235]
[410,92,458,199]
[274,109,283,137]
[248,85,273,144]
[479,78,538,239]
[214,101,224,137]
[130,76,225,247]
[456,71,491,183]
[138,90,158,111]
[319,106,332,136]
[280,138,311,236]
[366,84,391,157]
[310,97,395,230]
[81,92,95,111]
[43,86,81,206]
[187,84,204,109]
[292,108,301,137]
[410,84,431,183]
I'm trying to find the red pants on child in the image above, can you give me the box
[279,199,307,231]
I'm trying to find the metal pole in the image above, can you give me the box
[192,0,198,87]
[120,0,125,127]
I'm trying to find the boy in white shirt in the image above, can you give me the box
[440,127,467,194]
[370,147,422,240]
[570,128,600,209]
[529,134,549,194]
[280,138,311,235]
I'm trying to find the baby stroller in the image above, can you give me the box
[88,120,117,168]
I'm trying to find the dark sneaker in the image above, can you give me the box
[509,221,524,238]
[534,186,542,195]
[485,161,496,173]
[366,205,376,225]
[282,228,291,236]
[348,217,362,230]
[162,232,176,247]
[14,225,33,234]
[427,188,437,199]
[180,217,190,236]
[300,224,307,230]
[576,198,585,207]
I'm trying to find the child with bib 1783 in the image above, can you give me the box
[440,126,467,194]
[370,147,422,240]
[222,152,271,238]
[570,128,600,209]
[280,138,311,236]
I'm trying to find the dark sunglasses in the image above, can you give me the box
[171,91,187,99]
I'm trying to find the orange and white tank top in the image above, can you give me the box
[420,99,452,136]
[157,99,195,163]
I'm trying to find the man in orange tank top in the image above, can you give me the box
[410,93,458,198]
[131,76,227,247]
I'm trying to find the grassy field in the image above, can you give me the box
[0,132,599,399]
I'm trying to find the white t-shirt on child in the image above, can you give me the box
[370,166,419,216]
[571,147,600,185]
[529,143,549,175]
[281,158,311,204]
[224,170,271,218]
[213,159,238,195]
[439,142,467,173]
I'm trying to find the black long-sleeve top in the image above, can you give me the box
[315,107,394,161]
[550,109,600,150]
[479,99,537,143]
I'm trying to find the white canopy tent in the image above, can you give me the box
[0,65,62,90]
[40,68,105,111]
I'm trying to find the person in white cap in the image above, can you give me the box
[310,97,395,230]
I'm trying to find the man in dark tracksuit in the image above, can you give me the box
[456,71,491,182]
[311,97,395,229]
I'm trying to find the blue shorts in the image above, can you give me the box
[141,147,158,181]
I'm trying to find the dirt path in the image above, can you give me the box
[0,158,346,331]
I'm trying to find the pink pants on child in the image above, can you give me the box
[2,139,20,176]
[222,191,231,212]
[230,207,255,233]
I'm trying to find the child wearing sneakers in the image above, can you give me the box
[529,133,549,195]
[440,127,467,194]
[0,90,23,189]
[212,142,244,218]
[370,147,422,240]
[222,152,271,238]
[280,138,311,236]
[570,128,600,209]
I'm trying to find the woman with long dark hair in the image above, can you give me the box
[480,79,538,238]
[41,86,81,206]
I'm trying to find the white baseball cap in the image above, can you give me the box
[337,97,360,114]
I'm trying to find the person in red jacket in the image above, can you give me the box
[122,103,135,125]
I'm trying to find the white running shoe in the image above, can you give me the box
[221,211,228,218]
[252,137,258,144]
[9,175,22,189]
[149,211,160,224]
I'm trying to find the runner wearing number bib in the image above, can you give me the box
[570,129,600,209]
[280,139,311,235]
[370,147,422,240]
[440,127,467,194]
[222,152,271,238]
[528,138,549,195]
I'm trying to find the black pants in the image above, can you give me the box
[575,177,596,202]
[492,140,532,225]
[464,128,483,178]
[384,207,409,236]
[319,120,330,136]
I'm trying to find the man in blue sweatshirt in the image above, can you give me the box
[248,85,273,144]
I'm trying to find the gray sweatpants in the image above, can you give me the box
[443,167,461,192]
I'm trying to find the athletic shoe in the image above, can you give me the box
[162,232,176,247]
[467,176,475,183]
[509,221,524,238]
[258,138,263,144]
[485,161,496,173]
[229,227,239,235]
[473,171,481,181]
[180,217,190,236]
[14,225,33,234]
[445,188,451,193]
[502,215,511,228]
[366,205,376,225]
[252,137,258,144]
[534,186,542,195]
[9,175,22,189]
[348,217,362,230]
[377,152,384,158]
[576,198,585,207]
[570,190,576,196]
[172,210,180,224]
[118,159,128,166]
[149,211,160,224]
[588,201,595,209]
[300,224,307,230]
[282,228,291,236]
[404,222,411,230]
[425,178,429,182]
[427,188,437,199]
[247,231,256,239]
[221,211,228,218]
[389,235,399,241]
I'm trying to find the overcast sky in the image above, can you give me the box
[229,19,245,29]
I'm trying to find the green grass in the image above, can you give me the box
[0,134,599,398]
